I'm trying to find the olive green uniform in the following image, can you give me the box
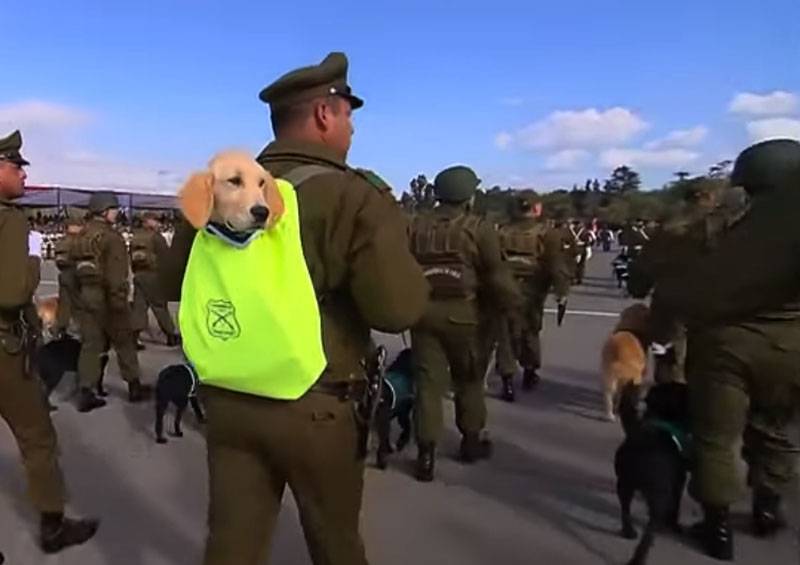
[0,198,66,514]
[163,140,428,565]
[75,218,141,388]
[130,227,176,337]
[658,146,800,510]
[495,219,570,377]
[53,232,82,335]
[410,205,520,444]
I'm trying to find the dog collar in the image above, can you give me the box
[647,419,691,457]
[205,222,262,248]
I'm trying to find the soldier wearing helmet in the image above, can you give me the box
[72,191,151,412]
[409,165,521,481]
[658,139,800,560]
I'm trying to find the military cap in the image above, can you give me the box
[433,165,480,203]
[731,138,800,196]
[0,130,30,166]
[259,52,364,110]
[88,191,121,214]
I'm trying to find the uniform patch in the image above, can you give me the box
[206,299,240,341]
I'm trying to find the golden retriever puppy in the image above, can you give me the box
[35,294,60,336]
[601,303,650,421]
[179,150,284,231]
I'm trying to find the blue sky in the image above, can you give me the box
[2,0,799,193]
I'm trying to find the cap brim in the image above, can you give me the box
[342,93,364,110]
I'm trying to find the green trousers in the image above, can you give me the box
[495,293,544,377]
[55,272,79,334]
[132,270,176,336]
[202,387,368,565]
[686,321,800,507]
[412,300,487,445]
[0,346,65,513]
[76,286,141,388]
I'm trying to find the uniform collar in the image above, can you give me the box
[257,139,346,167]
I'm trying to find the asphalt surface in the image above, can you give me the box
[1,252,797,564]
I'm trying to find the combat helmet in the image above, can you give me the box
[433,166,480,203]
[731,139,800,196]
[88,191,121,214]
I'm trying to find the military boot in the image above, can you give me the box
[522,368,541,390]
[415,443,435,482]
[166,333,181,348]
[459,433,493,463]
[752,487,786,537]
[40,513,99,554]
[77,388,106,413]
[690,505,734,561]
[128,380,153,403]
[500,375,515,402]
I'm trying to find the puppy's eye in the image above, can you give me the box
[228,177,242,187]
[258,179,265,188]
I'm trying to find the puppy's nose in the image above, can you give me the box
[250,205,269,224]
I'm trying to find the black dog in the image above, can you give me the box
[614,381,690,565]
[155,363,205,444]
[375,348,415,470]
[36,336,109,404]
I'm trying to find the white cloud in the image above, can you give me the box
[506,107,648,151]
[746,118,800,142]
[0,100,91,129]
[645,126,708,150]
[599,148,700,169]
[0,99,181,193]
[544,149,591,171]
[494,131,513,150]
[499,97,524,107]
[729,91,798,117]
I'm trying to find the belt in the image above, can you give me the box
[310,379,367,401]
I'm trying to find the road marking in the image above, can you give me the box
[543,308,619,319]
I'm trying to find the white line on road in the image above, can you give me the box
[543,308,619,318]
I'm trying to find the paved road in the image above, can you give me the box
[1,252,797,564]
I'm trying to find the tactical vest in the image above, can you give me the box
[179,178,327,400]
[498,223,546,279]
[130,229,156,271]
[71,225,105,284]
[54,235,76,270]
[411,212,480,300]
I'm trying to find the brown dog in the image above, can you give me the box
[601,303,650,421]
[179,151,284,231]
[35,294,60,336]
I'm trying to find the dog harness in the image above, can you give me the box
[179,178,326,400]
[646,419,692,459]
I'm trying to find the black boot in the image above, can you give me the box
[752,487,786,537]
[690,505,733,561]
[522,368,541,390]
[128,380,153,403]
[459,433,493,463]
[415,443,435,482]
[77,388,106,413]
[166,333,181,347]
[40,513,99,554]
[500,375,515,402]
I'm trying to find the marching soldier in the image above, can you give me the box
[130,212,179,347]
[0,130,98,554]
[410,166,520,481]
[73,191,150,412]
[53,217,85,337]
[495,191,570,401]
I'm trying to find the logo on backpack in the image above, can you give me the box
[206,299,241,341]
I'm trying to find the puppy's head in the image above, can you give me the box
[35,295,59,334]
[615,303,650,335]
[179,151,285,232]
[645,382,689,427]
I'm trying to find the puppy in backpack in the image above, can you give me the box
[155,362,205,444]
[375,348,415,469]
[601,303,650,421]
[614,381,691,565]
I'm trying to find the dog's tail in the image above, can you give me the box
[618,381,643,437]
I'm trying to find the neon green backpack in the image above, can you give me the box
[179,179,326,400]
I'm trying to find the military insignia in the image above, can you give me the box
[206,299,241,341]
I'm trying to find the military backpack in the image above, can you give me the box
[129,229,156,271]
[498,222,546,280]
[70,228,104,283]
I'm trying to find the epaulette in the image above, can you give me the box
[354,168,392,194]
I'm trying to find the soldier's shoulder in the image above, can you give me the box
[352,168,393,195]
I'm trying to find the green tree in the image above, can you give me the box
[604,165,642,193]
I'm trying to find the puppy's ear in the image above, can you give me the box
[179,172,214,229]
[263,174,285,229]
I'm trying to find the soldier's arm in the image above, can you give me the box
[347,187,429,332]
[543,229,570,299]
[103,234,132,310]
[0,211,40,310]
[626,239,658,299]
[159,218,196,302]
[475,223,522,312]
[659,197,800,323]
